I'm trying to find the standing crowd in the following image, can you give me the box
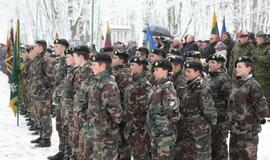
[8,31,270,160]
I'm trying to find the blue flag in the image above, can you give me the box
[145,24,156,52]
[221,16,227,39]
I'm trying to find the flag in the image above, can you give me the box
[5,23,14,77]
[104,22,112,47]
[221,16,227,39]
[211,11,220,42]
[9,19,20,116]
[145,24,156,51]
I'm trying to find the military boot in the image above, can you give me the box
[31,137,42,143]
[47,152,64,160]
[35,138,51,147]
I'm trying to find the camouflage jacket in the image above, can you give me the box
[229,42,254,75]
[147,77,180,137]
[74,62,93,91]
[254,41,270,104]
[228,75,269,134]
[180,77,217,126]
[124,71,151,132]
[30,52,54,100]
[62,66,79,110]
[87,70,123,139]
[172,70,187,99]
[111,64,131,100]
[206,70,234,113]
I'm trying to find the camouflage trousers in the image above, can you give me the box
[118,123,131,160]
[33,99,52,138]
[176,123,212,160]
[90,129,119,160]
[78,126,93,160]
[125,128,151,160]
[55,104,66,153]
[150,133,176,160]
[211,124,229,160]
[29,97,40,129]
[229,132,259,160]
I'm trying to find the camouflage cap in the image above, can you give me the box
[185,51,201,58]
[129,56,149,65]
[54,39,69,48]
[91,53,112,64]
[256,31,266,38]
[235,56,254,66]
[150,48,166,58]
[113,50,129,58]
[207,54,226,63]
[152,60,172,72]
[184,61,203,72]
[167,55,184,65]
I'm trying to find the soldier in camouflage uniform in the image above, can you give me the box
[30,40,54,147]
[60,48,79,160]
[147,48,166,84]
[228,56,269,160]
[134,47,149,59]
[111,50,131,160]
[229,32,255,76]
[254,31,270,107]
[72,45,93,160]
[147,60,180,160]
[166,55,187,159]
[124,56,151,160]
[206,54,234,160]
[87,53,123,159]
[48,39,69,160]
[178,61,217,159]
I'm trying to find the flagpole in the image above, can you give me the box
[16,19,20,126]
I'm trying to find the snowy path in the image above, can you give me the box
[0,71,270,160]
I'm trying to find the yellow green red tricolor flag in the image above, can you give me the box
[211,11,220,42]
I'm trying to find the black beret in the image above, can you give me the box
[90,53,112,64]
[168,48,178,54]
[167,55,184,65]
[46,48,53,53]
[113,50,129,58]
[235,56,254,67]
[184,61,203,72]
[35,40,47,49]
[73,45,90,54]
[129,56,149,65]
[54,39,69,48]
[185,51,201,58]
[136,47,149,55]
[100,47,114,53]
[151,48,166,58]
[152,60,172,72]
[64,48,74,55]
[207,54,226,63]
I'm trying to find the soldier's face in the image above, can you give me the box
[91,62,105,75]
[129,63,143,75]
[256,37,265,45]
[54,44,66,56]
[112,55,124,66]
[172,63,181,74]
[208,60,222,72]
[235,62,251,77]
[185,68,200,81]
[239,36,249,44]
[32,44,43,54]
[153,67,168,80]
[73,53,81,65]
[65,54,75,66]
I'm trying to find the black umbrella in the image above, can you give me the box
[143,25,172,37]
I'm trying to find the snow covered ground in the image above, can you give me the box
[0,70,270,160]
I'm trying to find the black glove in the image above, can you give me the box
[260,119,266,124]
